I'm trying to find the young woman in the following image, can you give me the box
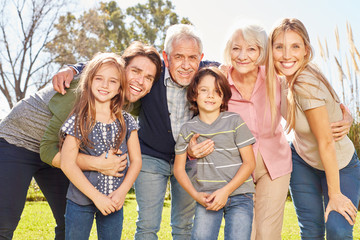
[174,67,256,240]
[60,52,142,239]
[266,18,360,239]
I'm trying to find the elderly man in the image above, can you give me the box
[133,25,208,239]
[0,41,161,240]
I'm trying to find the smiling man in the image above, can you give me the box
[123,46,161,103]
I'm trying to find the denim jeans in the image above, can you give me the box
[0,138,69,240]
[65,199,123,240]
[134,154,197,240]
[289,144,360,240]
[191,193,253,240]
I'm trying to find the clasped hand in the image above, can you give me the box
[195,188,229,212]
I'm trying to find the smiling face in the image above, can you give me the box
[163,37,204,86]
[196,75,223,115]
[91,63,121,104]
[230,31,260,75]
[272,30,308,81]
[125,56,157,103]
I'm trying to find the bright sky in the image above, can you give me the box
[1,0,359,118]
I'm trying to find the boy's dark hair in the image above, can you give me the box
[187,67,232,115]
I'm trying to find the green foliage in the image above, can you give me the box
[45,0,191,66]
[349,113,360,155]
[126,0,191,50]
[45,10,110,65]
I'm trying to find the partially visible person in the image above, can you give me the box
[174,67,256,240]
[266,18,360,239]
[0,83,70,240]
[60,52,142,239]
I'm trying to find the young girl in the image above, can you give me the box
[60,52,142,240]
[266,18,360,239]
[174,67,256,240]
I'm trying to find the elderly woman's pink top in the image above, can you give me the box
[228,66,292,180]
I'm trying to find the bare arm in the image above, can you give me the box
[305,106,357,225]
[174,152,209,207]
[51,151,127,177]
[60,135,117,215]
[206,145,256,211]
[109,130,143,210]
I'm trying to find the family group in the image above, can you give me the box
[0,18,359,240]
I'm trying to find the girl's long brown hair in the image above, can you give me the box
[70,52,127,151]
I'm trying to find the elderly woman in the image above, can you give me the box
[223,23,291,240]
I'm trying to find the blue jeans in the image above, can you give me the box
[134,154,197,240]
[191,194,253,240]
[289,144,360,240]
[65,199,123,240]
[0,138,69,240]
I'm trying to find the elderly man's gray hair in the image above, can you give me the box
[164,24,203,55]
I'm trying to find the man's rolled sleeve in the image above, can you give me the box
[40,80,78,166]
[68,62,87,77]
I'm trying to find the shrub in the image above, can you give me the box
[349,113,360,155]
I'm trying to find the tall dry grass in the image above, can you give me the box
[318,22,360,154]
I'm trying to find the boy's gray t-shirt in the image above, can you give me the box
[0,86,57,153]
[61,111,138,205]
[175,111,256,196]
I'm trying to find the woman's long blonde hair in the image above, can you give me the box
[70,52,127,150]
[266,18,339,132]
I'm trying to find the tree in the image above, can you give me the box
[46,0,191,66]
[45,9,112,65]
[126,0,191,50]
[0,0,69,109]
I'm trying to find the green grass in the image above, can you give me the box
[14,194,360,239]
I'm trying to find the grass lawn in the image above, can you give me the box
[13,193,360,240]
